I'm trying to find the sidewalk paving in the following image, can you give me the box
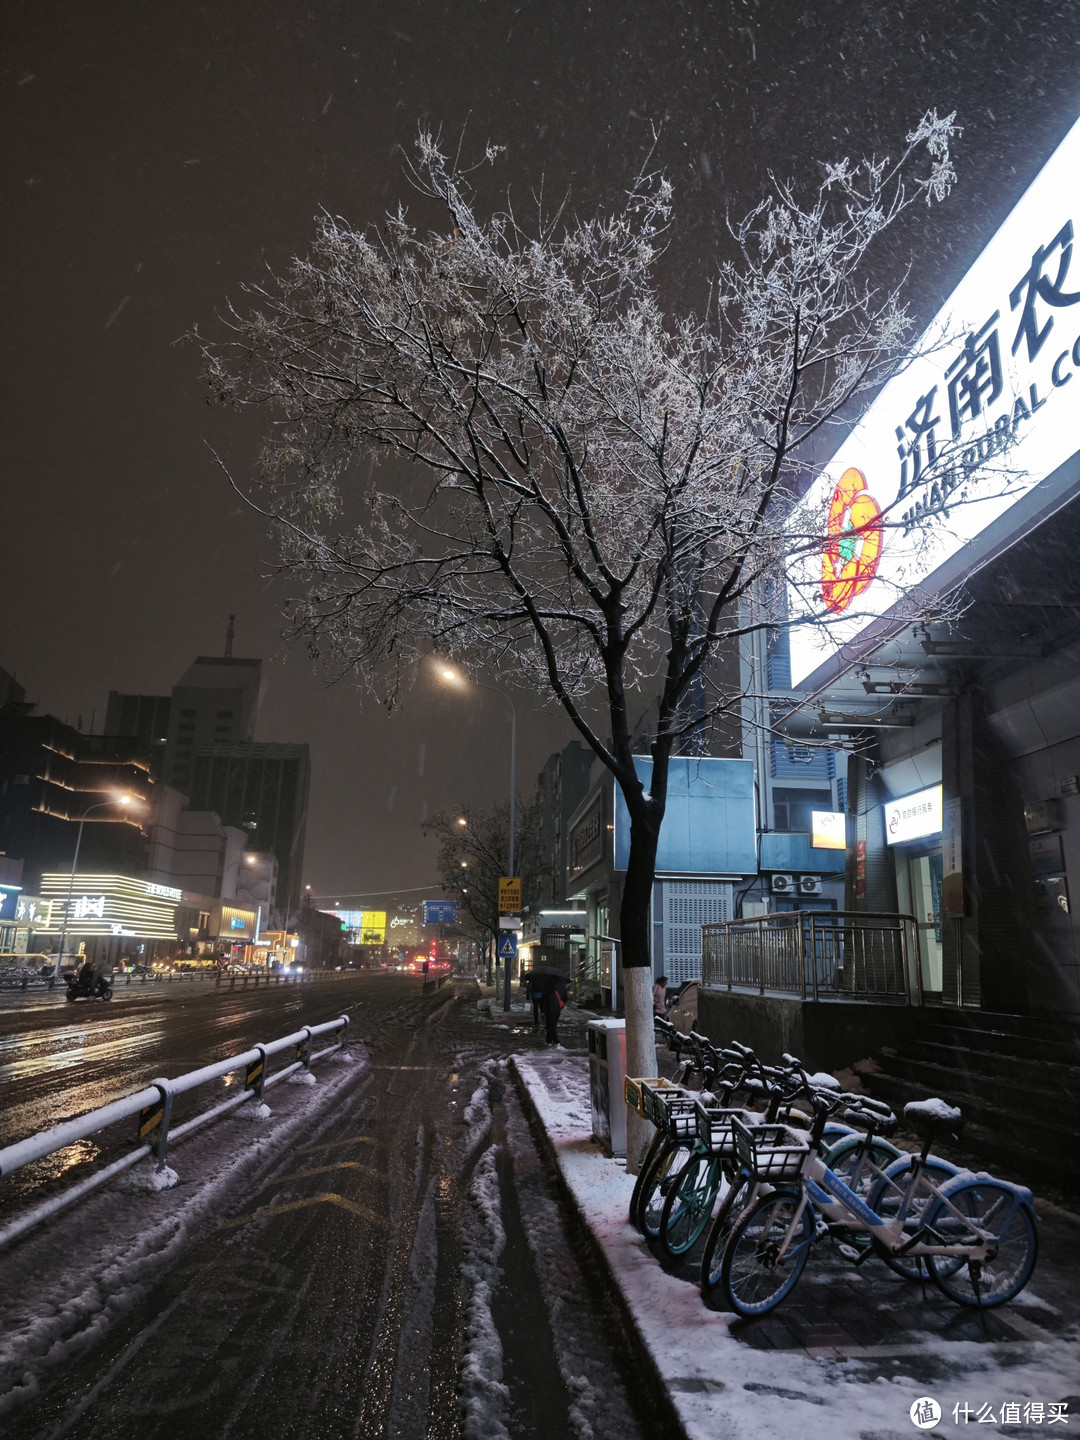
[509,1046,1080,1440]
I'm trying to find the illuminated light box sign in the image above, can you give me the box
[15,895,51,926]
[789,110,1080,688]
[0,885,21,921]
[811,811,847,850]
[884,785,943,845]
[39,873,182,939]
[331,909,387,944]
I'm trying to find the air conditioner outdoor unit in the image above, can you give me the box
[798,875,823,896]
[770,873,795,894]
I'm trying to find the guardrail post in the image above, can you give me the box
[336,1016,350,1053]
[137,1081,175,1173]
[245,1044,269,1102]
[296,1027,313,1072]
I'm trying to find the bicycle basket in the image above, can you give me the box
[695,1102,754,1156]
[638,1079,688,1128]
[731,1116,810,1182]
[657,1094,700,1140]
[625,1076,682,1120]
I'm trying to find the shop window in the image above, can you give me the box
[773,788,833,832]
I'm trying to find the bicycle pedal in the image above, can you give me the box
[814,1219,830,1241]
[836,1243,862,1262]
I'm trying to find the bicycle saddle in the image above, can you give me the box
[903,1097,963,1139]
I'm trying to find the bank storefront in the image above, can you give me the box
[782,110,1080,1020]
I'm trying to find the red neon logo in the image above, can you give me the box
[821,467,883,614]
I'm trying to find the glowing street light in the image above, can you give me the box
[52,795,135,980]
[436,660,517,1010]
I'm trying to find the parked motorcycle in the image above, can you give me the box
[65,963,114,1002]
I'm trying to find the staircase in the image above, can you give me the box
[855,1009,1080,1194]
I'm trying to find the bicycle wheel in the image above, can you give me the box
[868,1157,958,1280]
[699,1173,754,1297]
[640,1140,694,1240]
[629,1130,666,1229]
[825,1135,901,1197]
[924,1181,1038,1308]
[659,1153,722,1258]
[721,1188,813,1317]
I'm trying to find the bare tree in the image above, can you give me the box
[425,798,547,962]
[201,114,957,1164]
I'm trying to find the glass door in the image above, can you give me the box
[909,850,943,994]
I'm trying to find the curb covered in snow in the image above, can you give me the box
[509,1054,691,1440]
[510,1052,1080,1440]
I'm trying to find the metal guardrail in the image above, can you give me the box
[0,967,352,993]
[701,911,921,1005]
[0,1014,350,1249]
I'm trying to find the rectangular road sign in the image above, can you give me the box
[498,877,521,914]
[422,900,460,926]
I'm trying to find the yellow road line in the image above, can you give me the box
[267,1161,381,1186]
[221,1192,387,1230]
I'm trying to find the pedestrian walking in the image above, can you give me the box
[653,974,668,1015]
[526,971,544,1030]
[541,973,568,1046]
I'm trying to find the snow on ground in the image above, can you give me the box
[513,1052,1079,1440]
[455,1062,512,1440]
[0,1050,366,1417]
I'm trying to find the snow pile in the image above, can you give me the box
[513,1053,1079,1440]
[233,1099,272,1122]
[455,1067,512,1440]
[117,1161,179,1193]
[0,1054,365,1418]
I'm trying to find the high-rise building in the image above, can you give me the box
[104,692,172,779]
[162,657,262,794]
[187,742,309,920]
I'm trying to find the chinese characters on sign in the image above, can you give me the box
[884,785,943,845]
[789,112,1080,688]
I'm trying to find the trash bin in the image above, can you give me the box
[587,1018,627,1158]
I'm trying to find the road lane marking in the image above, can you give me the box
[263,1161,382,1187]
[220,1192,387,1230]
[295,1134,377,1155]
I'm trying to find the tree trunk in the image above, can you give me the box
[619,803,661,1174]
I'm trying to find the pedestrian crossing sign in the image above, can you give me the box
[497,932,518,960]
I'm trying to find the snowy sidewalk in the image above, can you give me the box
[511,1051,1080,1440]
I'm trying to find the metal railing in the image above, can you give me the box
[701,911,921,1005]
[0,1014,350,1249]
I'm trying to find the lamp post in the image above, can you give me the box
[437,666,517,1011]
[52,796,132,980]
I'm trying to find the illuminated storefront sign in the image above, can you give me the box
[15,895,51,926]
[0,885,21,922]
[330,909,387,944]
[790,111,1080,686]
[39,873,182,939]
[147,881,182,901]
[811,811,847,850]
[221,906,256,936]
[884,786,943,846]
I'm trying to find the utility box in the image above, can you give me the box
[587,1018,627,1158]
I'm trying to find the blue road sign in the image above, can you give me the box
[422,900,460,926]
[497,932,518,961]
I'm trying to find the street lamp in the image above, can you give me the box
[437,664,517,1010]
[52,795,133,980]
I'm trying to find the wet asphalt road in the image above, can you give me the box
[0,977,672,1440]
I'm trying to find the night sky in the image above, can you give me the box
[4,2,1080,898]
